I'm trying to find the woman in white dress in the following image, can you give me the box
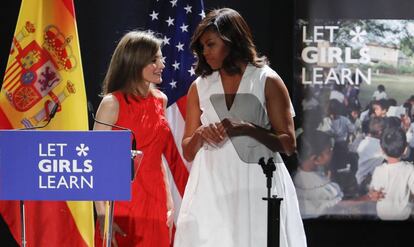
[174,8,307,247]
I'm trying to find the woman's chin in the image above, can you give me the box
[152,78,162,84]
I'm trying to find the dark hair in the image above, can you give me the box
[368,117,385,138]
[384,116,401,129]
[380,127,407,158]
[327,99,343,116]
[387,98,397,107]
[102,31,162,95]
[190,8,267,77]
[297,130,332,162]
[377,84,385,92]
[372,99,390,111]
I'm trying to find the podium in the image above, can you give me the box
[0,130,133,247]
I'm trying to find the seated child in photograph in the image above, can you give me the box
[372,84,387,101]
[369,127,414,220]
[293,130,343,218]
[355,117,386,194]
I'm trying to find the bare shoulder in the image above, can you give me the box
[265,72,287,93]
[152,88,168,106]
[100,94,119,111]
[265,73,289,97]
[187,81,199,98]
[94,94,119,129]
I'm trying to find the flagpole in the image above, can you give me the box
[105,200,115,247]
[20,200,26,247]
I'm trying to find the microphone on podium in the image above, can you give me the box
[87,101,138,181]
[17,101,60,247]
[19,102,59,130]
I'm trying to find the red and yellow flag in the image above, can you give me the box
[0,0,93,246]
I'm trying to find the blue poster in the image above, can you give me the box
[0,130,132,200]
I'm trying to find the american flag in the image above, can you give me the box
[146,0,205,223]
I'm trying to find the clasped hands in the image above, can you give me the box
[197,118,253,147]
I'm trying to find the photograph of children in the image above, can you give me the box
[293,19,414,220]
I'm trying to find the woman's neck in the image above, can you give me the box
[219,62,247,79]
[133,81,151,97]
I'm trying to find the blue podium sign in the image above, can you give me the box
[0,130,131,201]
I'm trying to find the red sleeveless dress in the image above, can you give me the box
[95,90,170,247]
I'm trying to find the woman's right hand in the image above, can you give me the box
[97,214,126,247]
[196,122,226,146]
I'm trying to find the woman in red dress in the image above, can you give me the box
[93,31,174,247]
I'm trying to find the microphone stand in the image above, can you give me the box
[18,102,59,247]
[259,157,282,247]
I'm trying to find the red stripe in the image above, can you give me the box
[163,131,189,197]
[4,61,19,83]
[62,0,75,18]
[176,96,187,120]
[0,107,13,129]
[5,76,20,91]
[4,70,21,90]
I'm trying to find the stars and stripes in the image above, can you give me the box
[146,0,205,223]
[147,0,204,106]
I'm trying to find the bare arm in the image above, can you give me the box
[181,82,225,162]
[160,159,174,241]
[153,89,174,240]
[182,83,204,162]
[93,94,119,131]
[221,75,296,155]
[93,95,125,240]
[263,75,296,155]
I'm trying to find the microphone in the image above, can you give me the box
[19,102,59,130]
[87,101,138,181]
[87,102,137,150]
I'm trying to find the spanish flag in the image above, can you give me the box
[0,0,93,246]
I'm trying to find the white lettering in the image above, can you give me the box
[82,176,93,189]
[359,47,371,64]
[302,25,339,43]
[59,159,71,172]
[314,26,324,41]
[38,159,94,172]
[83,160,93,173]
[313,67,324,84]
[302,67,312,85]
[38,175,94,189]
[72,160,83,173]
[302,47,318,63]
[302,26,312,43]
[341,68,354,85]
[38,159,52,172]
[325,69,341,84]
[301,67,371,85]
[325,26,339,42]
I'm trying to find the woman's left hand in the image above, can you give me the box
[166,208,174,242]
[220,118,253,137]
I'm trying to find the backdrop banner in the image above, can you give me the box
[293,0,414,220]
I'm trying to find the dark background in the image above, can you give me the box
[1,0,414,246]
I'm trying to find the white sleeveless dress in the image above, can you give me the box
[174,64,307,247]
